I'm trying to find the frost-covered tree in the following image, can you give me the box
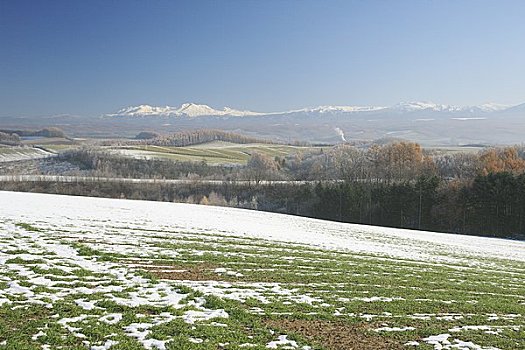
[245,152,279,184]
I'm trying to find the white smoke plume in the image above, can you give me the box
[334,127,347,142]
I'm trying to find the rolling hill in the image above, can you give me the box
[1,191,524,349]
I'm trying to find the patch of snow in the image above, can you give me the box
[99,313,123,325]
[375,326,415,332]
[183,309,229,324]
[422,333,501,350]
[75,299,99,310]
[405,340,419,346]
[31,330,46,340]
[266,335,298,349]
[91,340,119,350]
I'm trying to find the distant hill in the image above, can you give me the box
[138,129,278,147]
[0,127,66,138]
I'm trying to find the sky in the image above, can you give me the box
[1,0,524,117]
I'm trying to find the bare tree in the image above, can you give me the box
[245,152,279,184]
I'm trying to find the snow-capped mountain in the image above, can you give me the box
[102,100,525,145]
[293,105,387,114]
[389,101,509,113]
[474,103,509,112]
[107,103,264,118]
[501,102,525,114]
[108,105,174,117]
[107,101,514,118]
[175,103,264,117]
[287,101,510,115]
[390,102,466,113]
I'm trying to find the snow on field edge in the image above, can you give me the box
[1,191,524,264]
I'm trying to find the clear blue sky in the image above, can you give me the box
[1,0,524,117]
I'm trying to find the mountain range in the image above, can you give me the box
[3,101,525,146]
[106,101,514,118]
[106,103,265,118]
[91,100,525,146]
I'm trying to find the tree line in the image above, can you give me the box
[0,131,21,145]
[100,129,278,147]
[0,127,66,139]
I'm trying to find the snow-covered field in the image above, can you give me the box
[0,191,524,349]
[106,143,322,165]
[0,147,54,163]
[2,191,523,265]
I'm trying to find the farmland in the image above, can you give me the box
[0,146,55,163]
[1,191,524,349]
[0,140,323,168]
[109,142,323,165]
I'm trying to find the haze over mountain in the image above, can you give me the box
[106,101,512,118]
[2,100,524,146]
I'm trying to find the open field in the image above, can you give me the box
[17,137,81,153]
[20,137,75,146]
[0,191,524,349]
[0,147,55,163]
[110,142,324,164]
[423,146,484,156]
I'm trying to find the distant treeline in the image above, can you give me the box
[2,173,524,240]
[102,129,282,147]
[149,129,278,146]
[58,149,239,179]
[0,127,66,139]
[0,131,21,145]
[312,174,525,239]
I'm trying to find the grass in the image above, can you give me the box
[15,222,42,232]
[0,219,523,349]
[38,144,78,152]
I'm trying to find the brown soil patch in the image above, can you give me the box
[265,319,403,350]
